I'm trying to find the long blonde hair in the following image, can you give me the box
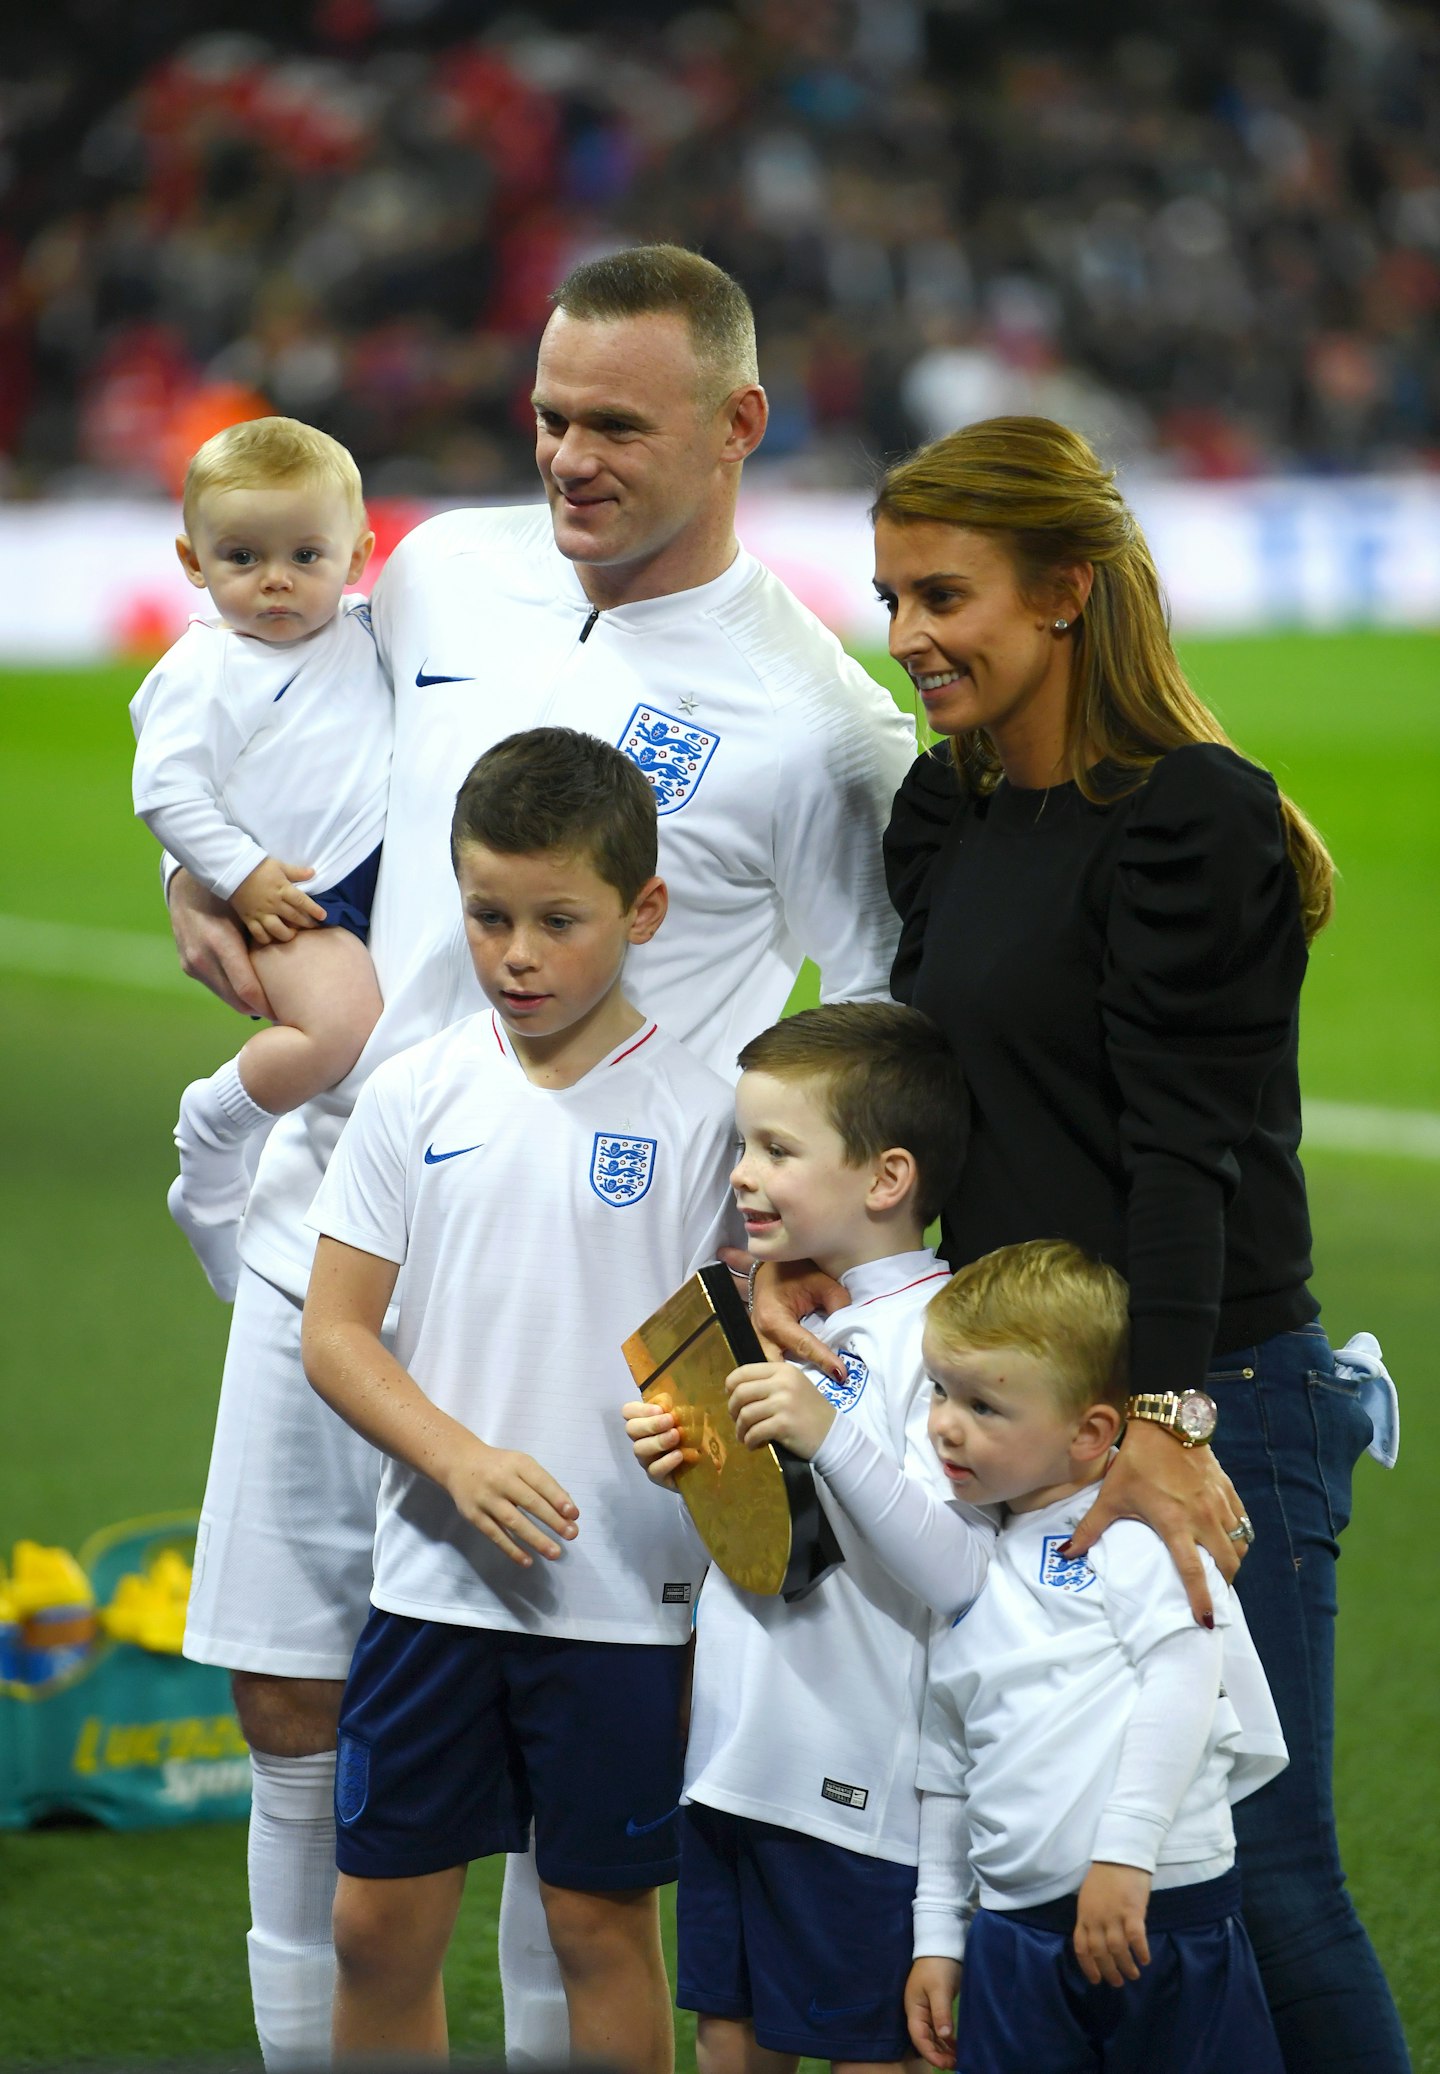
[873,417,1334,939]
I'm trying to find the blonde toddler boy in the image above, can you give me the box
[907,1240,1289,2074]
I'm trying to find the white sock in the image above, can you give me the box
[246,1749,339,2070]
[169,1062,272,1301]
[499,1844,571,2067]
[179,1059,272,1165]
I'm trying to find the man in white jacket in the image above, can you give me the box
[163,243,914,2068]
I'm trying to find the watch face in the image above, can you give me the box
[1177,1391,1217,1442]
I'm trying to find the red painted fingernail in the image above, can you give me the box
[1202,1614,1215,1630]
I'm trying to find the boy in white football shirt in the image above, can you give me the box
[130,416,390,1301]
[907,1241,1288,2074]
[625,1003,995,2071]
[301,726,738,2068]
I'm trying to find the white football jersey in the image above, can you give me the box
[682,1251,987,1864]
[130,598,390,900]
[240,506,915,1296]
[917,1491,1289,1911]
[308,1011,739,1643]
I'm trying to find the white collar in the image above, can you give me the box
[835,1248,947,1311]
[553,541,757,632]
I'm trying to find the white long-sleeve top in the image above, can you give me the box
[239,505,916,1297]
[682,1251,995,1865]
[913,1487,1288,1955]
[130,599,390,900]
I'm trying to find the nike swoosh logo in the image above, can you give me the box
[272,674,299,703]
[807,1995,877,2023]
[423,1142,483,1164]
[624,1807,678,1838]
[415,666,474,687]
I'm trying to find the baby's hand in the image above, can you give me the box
[904,1956,960,2068]
[1073,1862,1152,1986]
[231,857,327,944]
[725,1360,836,1459]
[622,1394,697,1489]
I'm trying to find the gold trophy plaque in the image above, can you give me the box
[622,1262,843,1601]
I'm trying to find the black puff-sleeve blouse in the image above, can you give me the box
[885,740,1319,1392]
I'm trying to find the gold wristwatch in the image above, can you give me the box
[1123,1390,1218,1448]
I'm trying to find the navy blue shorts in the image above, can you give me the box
[676,1800,917,2062]
[334,1609,687,1887]
[312,842,381,943]
[955,1870,1285,2074]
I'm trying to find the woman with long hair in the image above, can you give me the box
[868,416,1406,2069]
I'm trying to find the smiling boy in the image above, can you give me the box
[625,1004,994,2074]
[300,726,738,2068]
[130,416,389,1300]
[907,1241,1288,2074]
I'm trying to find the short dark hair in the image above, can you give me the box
[737,1003,968,1226]
[551,243,759,401]
[450,727,658,904]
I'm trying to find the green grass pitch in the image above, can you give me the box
[1,632,1437,2066]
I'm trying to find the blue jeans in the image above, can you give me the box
[1212,1323,1411,2073]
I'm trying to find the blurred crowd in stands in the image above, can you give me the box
[2,0,1438,498]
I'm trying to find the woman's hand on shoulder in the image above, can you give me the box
[1061,1419,1247,1625]
[717,1248,849,1381]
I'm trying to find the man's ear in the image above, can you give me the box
[1072,1400,1123,1465]
[867,1145,919,1216]
[720,384,768,464]
[627,875,669,945]
[175,535,208,590]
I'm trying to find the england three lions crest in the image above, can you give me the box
[816,1348,870,1413]
[618,705,719,815]
[591,1133,658,1207]
[1039,1535,1096,1594]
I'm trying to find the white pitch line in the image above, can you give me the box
[0,912,186,992]
[2,912,1439,1162]
[1302,1099,1440,1161]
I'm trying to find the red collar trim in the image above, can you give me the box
[611,1022,659,1066]
[860,1270,950,1308]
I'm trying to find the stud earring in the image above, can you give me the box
[1053,618,1070,633]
